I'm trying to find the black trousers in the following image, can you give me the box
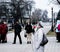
[13,33,22,44]
[56,32,60,41]
[0,34,6,42]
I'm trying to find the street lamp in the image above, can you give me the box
[51,7,54,32]
[57,0,60,4]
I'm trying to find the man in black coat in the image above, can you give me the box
[13,21,22,44]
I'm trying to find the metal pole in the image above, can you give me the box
[51,7,54,31]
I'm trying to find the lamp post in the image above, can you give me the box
[57,0,60,4]
[51,7,54,31]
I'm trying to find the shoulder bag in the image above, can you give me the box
[40,33,48,46]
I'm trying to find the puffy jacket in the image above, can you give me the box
[0,24,2,34]
[1,24,8,35]
[25,24,32,33]
[14,23,22,34]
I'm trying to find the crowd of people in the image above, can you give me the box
[0,21,48,52]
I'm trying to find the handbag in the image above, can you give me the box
[40,33,48,46]
[24,30,27,38]
[24,34,27,38]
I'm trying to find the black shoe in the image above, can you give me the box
[12,43,16,44]
[2,41,5,43]
[27,42,29,44]
[0,40,1,43]
[20,42,22,44]
[20,43,22,44]
[58,41,60,42]
[57,40,60,43]
[4,41,7,43]
[29,41,31,44]
[27,41,31,44]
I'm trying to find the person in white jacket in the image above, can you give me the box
[55,20,60,42]
[32,23,44,52]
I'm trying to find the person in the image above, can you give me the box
[25,22,32,44]
[55,20,60,42]
[32,23,44,52]
[0,22,2,43]
[13,21,22,44]
[1,21,8,43]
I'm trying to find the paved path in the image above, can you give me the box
[0,32,33,52]
[0,24,59,52]
[0,31,60,52]
[45,37,60,52]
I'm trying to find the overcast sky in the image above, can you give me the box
[33,0,49,10]
[33,0,60,18]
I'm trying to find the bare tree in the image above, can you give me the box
[11,0,34,24]
[32,9,42,24]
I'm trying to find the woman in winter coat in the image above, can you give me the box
[32,23,44,52]
[25,22,32,44]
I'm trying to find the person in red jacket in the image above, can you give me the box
[0,22,2,43]
[1,21,8,43]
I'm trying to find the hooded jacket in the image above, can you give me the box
[32,28,44,52]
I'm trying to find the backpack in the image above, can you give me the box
[58,24,60,30]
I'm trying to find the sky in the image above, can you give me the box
[33,0,49,10]
[33,0,60,18]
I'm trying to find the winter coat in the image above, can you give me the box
[0,24,2,34]
[14,23,22,34]
[1,24,8,35]
[25,24,32,33]
[32,28,44,52]
[55,20,60,32]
